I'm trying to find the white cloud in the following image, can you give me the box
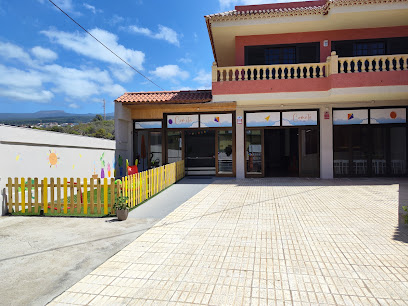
[38,0,79,15]
[31,46,58,62]
[0,88,54,102]
[69,103,79,109]
[128,25,181,47]
[219,0,306,10]
[110,65,135,83]
[0,64,53,102]
[178,56,192,64]
[83,3,95,13]
[109,14,124,26]
[0,41,32,64]
[41,28,145,71]
[0,41,127,103]
[83,3,101,14]
[150,65,189,81]
[0,65,42,88]
[193,70,212,88]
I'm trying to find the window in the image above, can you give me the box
[265,47,296,65]
[354,42,385,56]
[245,42,319,66]
[332,37,408,57]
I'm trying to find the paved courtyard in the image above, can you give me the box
[50,178,408,305]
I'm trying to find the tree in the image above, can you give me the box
[93,114,103,122]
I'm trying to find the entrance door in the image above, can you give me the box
[264,128,299,177]
[185,130,216,175]
[299,128,320,177]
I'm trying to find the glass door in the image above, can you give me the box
[390,126,406,175]
[299,128,319,177]
[149,132,162,168]
[245,130,263,176]
[167,131,182,164]
[217,130,233,175]
[371,127,387,176]
[185,130,216,175]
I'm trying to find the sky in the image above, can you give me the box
[0,0,304,114]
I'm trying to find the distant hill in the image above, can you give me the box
[0,110,114,125]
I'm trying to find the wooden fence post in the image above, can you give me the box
[97,178,101,214]
[34,178,39,213]
[63,178,68,214]
[27,178,32,213]
[90,178,94,214]
[104,178,108,215]
[83,178,88,215]
[43,177,48,214]
[50,178,54,213]
[110,178,115,213]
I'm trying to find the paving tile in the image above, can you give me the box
[50,178,408,305]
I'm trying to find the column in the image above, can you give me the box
[320,106,333,179]
[115,102,133,177]
[236,108,245,179]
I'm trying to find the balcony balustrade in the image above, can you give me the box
[212,52,408,82]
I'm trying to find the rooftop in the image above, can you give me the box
[205,0,405,21]
[115,90,212,105]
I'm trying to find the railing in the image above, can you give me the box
[215,62,327,82]
[212,52,408,82]
[338,54,408,74]
[6,160,185,216]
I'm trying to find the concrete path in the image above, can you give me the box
[129,177,213,219]
[50,178,408,305]
[0,177,208,306]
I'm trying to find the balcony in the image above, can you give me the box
[211,52,408,99]
[213,52,408,82]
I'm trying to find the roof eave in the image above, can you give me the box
[205,16,218,66]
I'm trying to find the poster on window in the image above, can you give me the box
[246,112,280,127]
[167,115,199,128]
[135,121,162,129]
[333,109,369,125]
[200,113,233,128]
[282,111,317,126]
[370,108,406,124]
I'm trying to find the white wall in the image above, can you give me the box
[0,125,116,215]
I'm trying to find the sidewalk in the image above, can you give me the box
[0,177,210,306]
[50,178,408,305]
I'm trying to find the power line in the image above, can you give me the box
[48,0,165,91]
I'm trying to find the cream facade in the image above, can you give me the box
[115,0,408,179]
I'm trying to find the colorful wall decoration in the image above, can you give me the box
[200,113,233,128]
[370,108,406,124]
[246,112,280,127]
[135,121,162,129]
[333,109,369,125]
[282,111,318,126]
[47,150,60,168]
[167,115,199,129]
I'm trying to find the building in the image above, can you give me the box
[115,0,408,179]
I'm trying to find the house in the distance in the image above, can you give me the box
[115,0,408,179]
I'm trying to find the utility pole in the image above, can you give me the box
[103,99,106,120]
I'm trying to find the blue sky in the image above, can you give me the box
[0,0,302,114]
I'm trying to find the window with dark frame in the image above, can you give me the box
[353,41,385,56]
[265,47,296,65]
[245,42,319,66]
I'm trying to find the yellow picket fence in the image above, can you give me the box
[6,160,185,216]
[118,160,185,208]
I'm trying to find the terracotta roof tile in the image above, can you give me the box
[115,90,212,104]
[205,0,407,21]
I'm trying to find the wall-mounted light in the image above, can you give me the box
[323,40,329,47]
